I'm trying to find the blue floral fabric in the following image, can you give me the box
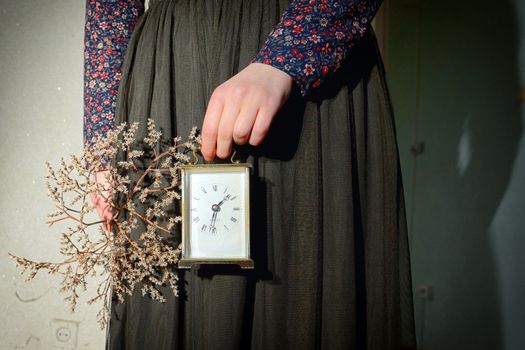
[83,0,144,150]
[83,0,381,148]
[251,0,382,97]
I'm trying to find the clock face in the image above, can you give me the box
[184,169,248,259]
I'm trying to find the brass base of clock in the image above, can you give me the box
[178,258,254,269]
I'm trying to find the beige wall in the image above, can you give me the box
[0,0,107,348]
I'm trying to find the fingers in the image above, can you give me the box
[201,90,224,161]
[216,99,240,159]
[202,88,262,160]
[101,201,113,222]
[248,101,278,146]
[90,171,114,231]
[233,102,259,145]
[91,192,113,223]
[200,62,293,160]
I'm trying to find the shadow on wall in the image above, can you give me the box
[388,0,522,349]
[489,2,525,350]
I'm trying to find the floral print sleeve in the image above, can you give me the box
[251,0,383,97]
[83,0,144,151]
[84,0,381,153]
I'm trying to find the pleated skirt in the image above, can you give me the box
[108,0,417,349]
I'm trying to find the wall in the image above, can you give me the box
[490,2,525,349]
[0,1,107,349]
[388,0,524,349]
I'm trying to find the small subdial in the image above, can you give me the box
[191,182,241,236]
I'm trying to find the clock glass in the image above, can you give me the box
[179,164,252,268]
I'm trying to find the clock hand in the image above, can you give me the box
[208,197,226,232]
[210,211,217,229]
[209,215,218,235]
[217,194,231,207]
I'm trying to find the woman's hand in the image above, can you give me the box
[90,170,113,224]
[200,62,293,161]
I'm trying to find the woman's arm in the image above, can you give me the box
[200,0,383,160]
[84,0,145,222]
[251,0,383,97]
[83,0,145,154]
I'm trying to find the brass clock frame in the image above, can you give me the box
[178,163,254,269]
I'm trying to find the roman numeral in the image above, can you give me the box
[193,217,200,223]
[212,184,218,191]
[223,225,229,231]
[230,195,237,201]
[201,187,207,194]
[201,224,207,231]
[230,217,237,223]
[233,207,240,211]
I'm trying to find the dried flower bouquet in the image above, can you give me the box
[9,119,201,328]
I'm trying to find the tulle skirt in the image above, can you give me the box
[108,0,417,349]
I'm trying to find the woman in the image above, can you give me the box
[85,0,417,349]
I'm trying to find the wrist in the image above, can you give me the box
[248,62,294,99]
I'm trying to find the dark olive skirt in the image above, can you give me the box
[108,0,417,349]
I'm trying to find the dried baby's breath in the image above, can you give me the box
[9,119,201,329]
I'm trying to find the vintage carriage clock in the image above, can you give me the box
[178,160,253,269]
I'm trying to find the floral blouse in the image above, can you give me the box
[251,0,382,96]
[83,0,382,148]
